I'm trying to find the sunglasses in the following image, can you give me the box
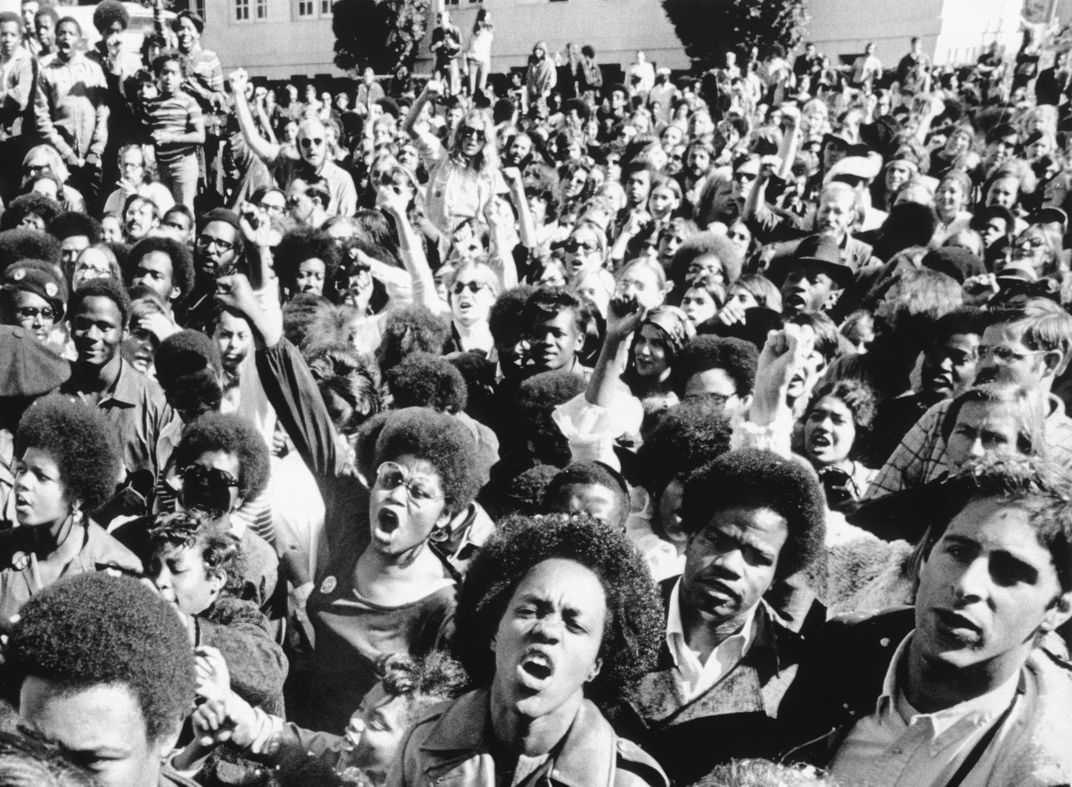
[452,280,488,295]
[458,126,485,139]
[299,137,325,149]
[565,239,599,254]
[15,305,57,322]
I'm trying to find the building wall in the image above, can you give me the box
[201,0,688,81]
[803,0,1025,69]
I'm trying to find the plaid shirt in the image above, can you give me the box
[866,395,1072,499]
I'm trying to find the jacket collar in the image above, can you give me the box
[421,689,617,786]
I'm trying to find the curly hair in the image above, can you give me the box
[376,305,450,372]
[17,395,121,512]
[274,227,342,298]
[682,449,826,579]
[48,212,101,244]
[171,413,270,501]
[488,286,534,348]
[0,730,98,786]
[802,378,878,460]
[145,510,246,594]
[127,236,196,302]
[2,194,62,231]
[358,407,482,515]
[387,352,468,414]
[92,0,129,33]
[671,336,759,398]
[543,462,631,531]
[635,401,732,497]
[5,573,196,743]
[520,286,586,338]
[516,370,587,467]
[0,228,62,271]
[305,343,383,435]
[670,233,744,294]
[452,513,664,710]
[68,276,132,327]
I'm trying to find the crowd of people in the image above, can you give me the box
[0,1,1070,784]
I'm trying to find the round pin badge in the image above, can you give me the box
[320,575,337,594]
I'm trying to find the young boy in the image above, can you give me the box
[34,16,109,200]
[141,52,205,210]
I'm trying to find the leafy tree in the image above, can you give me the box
[334,0,430,75]
[661,0,808,70]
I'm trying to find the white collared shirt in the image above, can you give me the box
[665,578,758,701]
[830,633,1021,787]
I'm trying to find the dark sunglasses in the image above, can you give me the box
[299,137,325,149]
[15,305,57,322]
[452,281,487,295]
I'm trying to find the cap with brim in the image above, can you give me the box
[0,325,70,396]
[921,247,986,284]
[767,234,855,289]
[1032,206,1068,230]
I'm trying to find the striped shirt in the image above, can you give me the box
[145,90,203,166]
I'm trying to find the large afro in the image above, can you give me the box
[682,448,826,579]
[171,412,270,501]
[17,394,122,512]
[356,407,483,515]
[453,513,664,711]
[5,572,195,743]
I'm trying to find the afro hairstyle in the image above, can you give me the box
[543,461,631,531]
[634,400,732,495]
[5,573,195,743]
[356,407,482,515]
[274,227,342,296]
[127,235,196,302]
[670,233,744,292]
[1,194,63,232]
[452,513,664,710]
[153,330,223,416]
[68,276,132,326]
[171,412,270,501]
[48,212,101,244]
[496,464,561,518]
[387,351,468,414]
[516,370,587,467]
[92,0,129,33]
[520,286,586,337]
[281,293,339,352]
[670,335,759,398]
[376,305,450,372]
[488,285,535,347]
[0,228,62,271]
[17,394,122,512]
[682,448,826,578]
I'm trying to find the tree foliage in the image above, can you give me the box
[661,0,808,71]
[333,0,430,75]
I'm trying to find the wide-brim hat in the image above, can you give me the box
[767,234,855,289]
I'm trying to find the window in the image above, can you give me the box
[443,0,459,6]
[256,0,268,19]
[191,0,207,19]
[320,0,332,13]
[296,0,314,16]
[235,0,249,22]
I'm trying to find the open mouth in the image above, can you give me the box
[517,650,554,689]
[933,609,982,643]
[702,579,741,605]
[810,434,832,449]
[376,508,400,535]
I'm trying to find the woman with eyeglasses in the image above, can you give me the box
[402,78,504,236]
[0,395,142,623]
[561,219,607,280]
[0,261,67,348]
[102,144,175,219]
[218,277,487,733]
